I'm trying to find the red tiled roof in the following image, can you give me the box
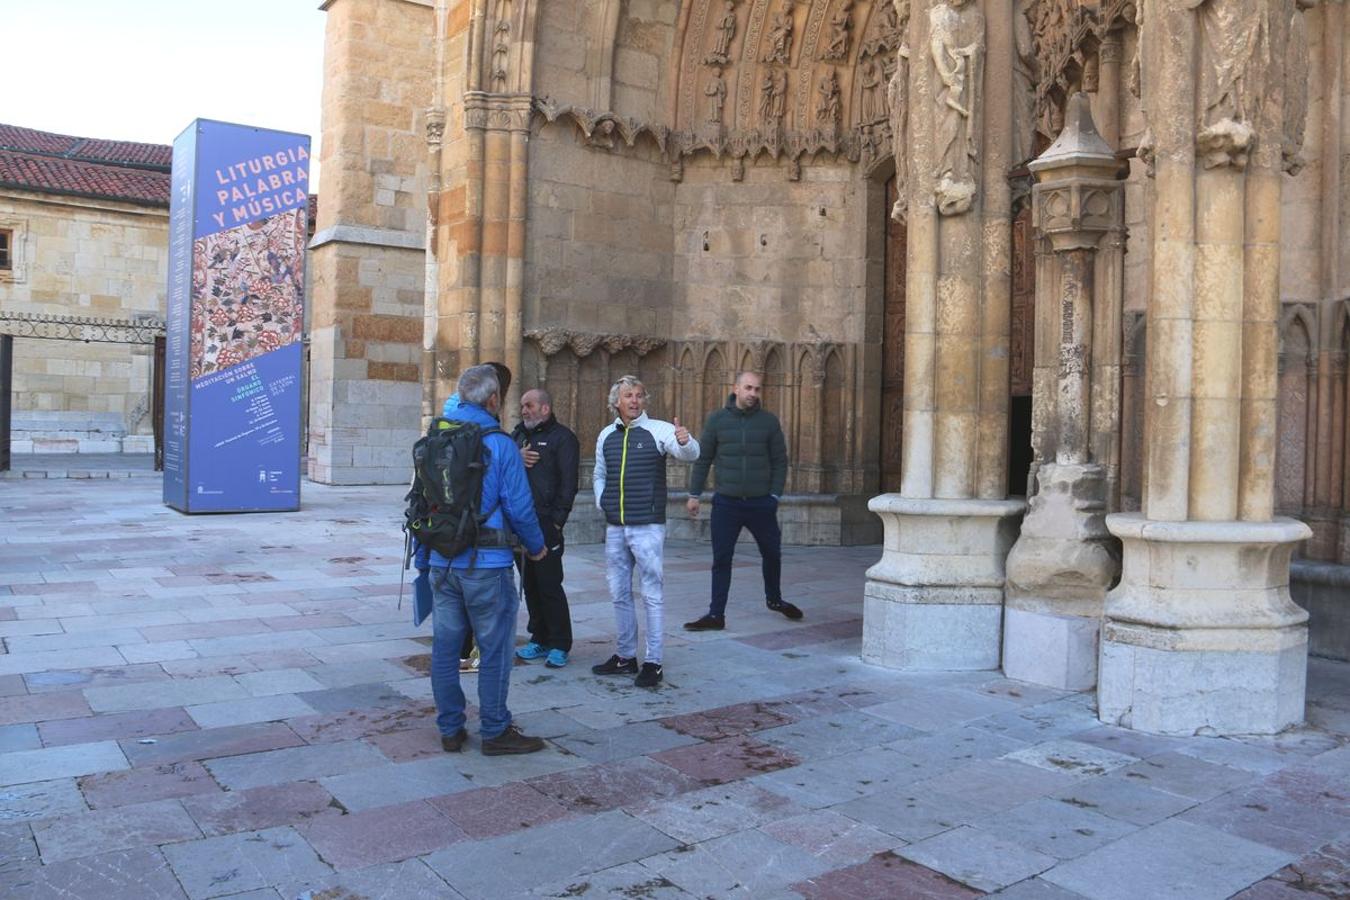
[0,124,173,170]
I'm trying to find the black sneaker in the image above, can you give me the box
[481,724,546,756]
[592,654,638,675]
[684,614,725,631]
[440,727,468,752]
[635,662,663,688]
[767,600,804,620]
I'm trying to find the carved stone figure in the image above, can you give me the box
[761,66,790,127]
[707,1,739,65]
[764,8,794,64]
[1185,0,1271,167]
[1283,0,1313,174]
[705,67,728,124]
[1012,0,1037,164]
[817,68,842,126]
[822,1,854,61]
[491,19,511,91]
[860,57,885,124]
[888,0,912,221]
[929,0,984,215]
[759,69,776,122]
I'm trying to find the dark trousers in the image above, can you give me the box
[709,494,782,617]
[520,523,572,652]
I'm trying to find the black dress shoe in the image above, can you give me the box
[767,600,803,620]
[481,724,546,756]
[441,727,468,752]
[683,614,725,631]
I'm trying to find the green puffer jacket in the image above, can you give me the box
[687,395,788,499]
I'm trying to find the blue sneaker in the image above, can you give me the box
[515,642,547,661]
[545,648,568,669]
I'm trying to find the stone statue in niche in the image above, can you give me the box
[929,0,984,215]
[1185,0,1270,168]
[706,66,728,124]
[491,18,511,91]
[1012,0,1037,165]
[764,7,794,64]
[888,0,912,221]
[817,68,842,126]
[860,57,885,124]
[706,0,739,65]
[822,1,854,61]
[761,67,790,127]
[1282,0,1313,174]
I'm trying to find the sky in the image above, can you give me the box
[4,0,328,189]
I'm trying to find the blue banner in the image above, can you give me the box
[163,119,310,513]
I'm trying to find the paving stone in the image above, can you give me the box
[831,783,991,843]
[792,849,982,899]
[0,739,129,786]
[910,759,1082,816]
[32,797,202,862]
[205,740,389,791]
[756,709,923,759]
[433,737,590,787]
[121,721,305,767]
[970,696,1105,743]
[86,675,250,713]
[1265,838,1350,898]
[0,822,38,873]
[864,687,1022,732]
[320,755,475,811]
[233,668,325,697]
[1042,818,1295,900]
[162,826,334,899]
[24,663,171,694]
[990,878,1090,898]
[649,735,801,785]
[367,726,445,762]
[1053,777,1199,826]
[759,808,902,867]
[658,700,798,740]
[299,799,466,869]
[5,627,147,654]
[0,723,40,752]
[1112,751,1258,801]
[285,858,460,900]
[752,746,919,809]
[39,706,198,747]
[181,780,342,837]
[885,727,1033,783]
[305,639,429,664]
[1179,782,1350,855]
[0,647,128,678]
[286,697,434,743]
[0,777,88,822]
[186,694,318,729]
[529,862,689,899]
[0,690,93,729]
[425,808,680,899]
[971,797,1138,860]
[1168,737,1306,776]
[1261,765,1350,818]
[1002,738,1139,778]
[116,640,200,665]
[1229,880,1316,899]
[900,825,1057,892]
[640,826,833,895]
[79,760,221,809]
[300,659,413,688]
[425,781,572,840]
[5,847,189,899]
[629,780,806,844]
[1066,725,1187,760]
[553,721,702,763]
[294,682,415,715]
[527,756,705,813]
[0,674,26,697]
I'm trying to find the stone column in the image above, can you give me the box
[1004,95,1123,690]
[1098,0,1311,735]
[864,0,1025,671]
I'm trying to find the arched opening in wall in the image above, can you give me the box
[822,348,847,492]
[880,174,906,493]
[763,346,785,428]
[1275,311,1312,518]
[1007,198,1036,498]
[703,347,728,418]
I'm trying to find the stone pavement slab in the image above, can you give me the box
[760,809,904,867]
[969,797,1139,860]
[298,799,467,869]
[529,862,690,899]
[1042,818,1294,899]
[792,850,982,899]
[162,825,333,899]
[78,760,220,809]
[628,779,807,844]
[119,721,305,767]
[0,777,88,822]
[285,858,462,899]
[639,827,834,895]
[180,780,341,837]
[31,797,201,862]
[5,847,189,900]
[38,706,198,747]
[202,739,388,790]
[0,740,128,786]
[0,723,40,752]
[425,781,573,840]
[319,755,475,811]
[900,825,1058,892]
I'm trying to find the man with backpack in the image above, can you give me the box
[410,364,549,755]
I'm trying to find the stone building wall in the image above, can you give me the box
[0,191,166,452]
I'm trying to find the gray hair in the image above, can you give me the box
[607,375,647,413]
[457,364,501,407]
[525,387,553,408]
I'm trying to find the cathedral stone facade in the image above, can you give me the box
[312,0,1348,734]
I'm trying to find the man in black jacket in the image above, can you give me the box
[511,388,580,668]
[684,371,802,630]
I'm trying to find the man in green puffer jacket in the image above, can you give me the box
[683,371,803,630]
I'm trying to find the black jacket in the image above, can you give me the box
[510,415,580,531]
[688,395,788,499]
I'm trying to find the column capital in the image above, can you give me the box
[1030,94,1124,251]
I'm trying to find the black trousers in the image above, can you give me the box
[519,523,572,652]
[709,494,783,617]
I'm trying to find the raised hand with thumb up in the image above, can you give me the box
[673,416,690,446]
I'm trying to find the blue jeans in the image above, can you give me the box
[605,524,665,664]
[710,494,782,617]
[430,565,518,739]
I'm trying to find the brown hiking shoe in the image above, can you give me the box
[481,724,545,756]
[440,727,468,752]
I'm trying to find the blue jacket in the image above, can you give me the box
[416,402,545,569]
